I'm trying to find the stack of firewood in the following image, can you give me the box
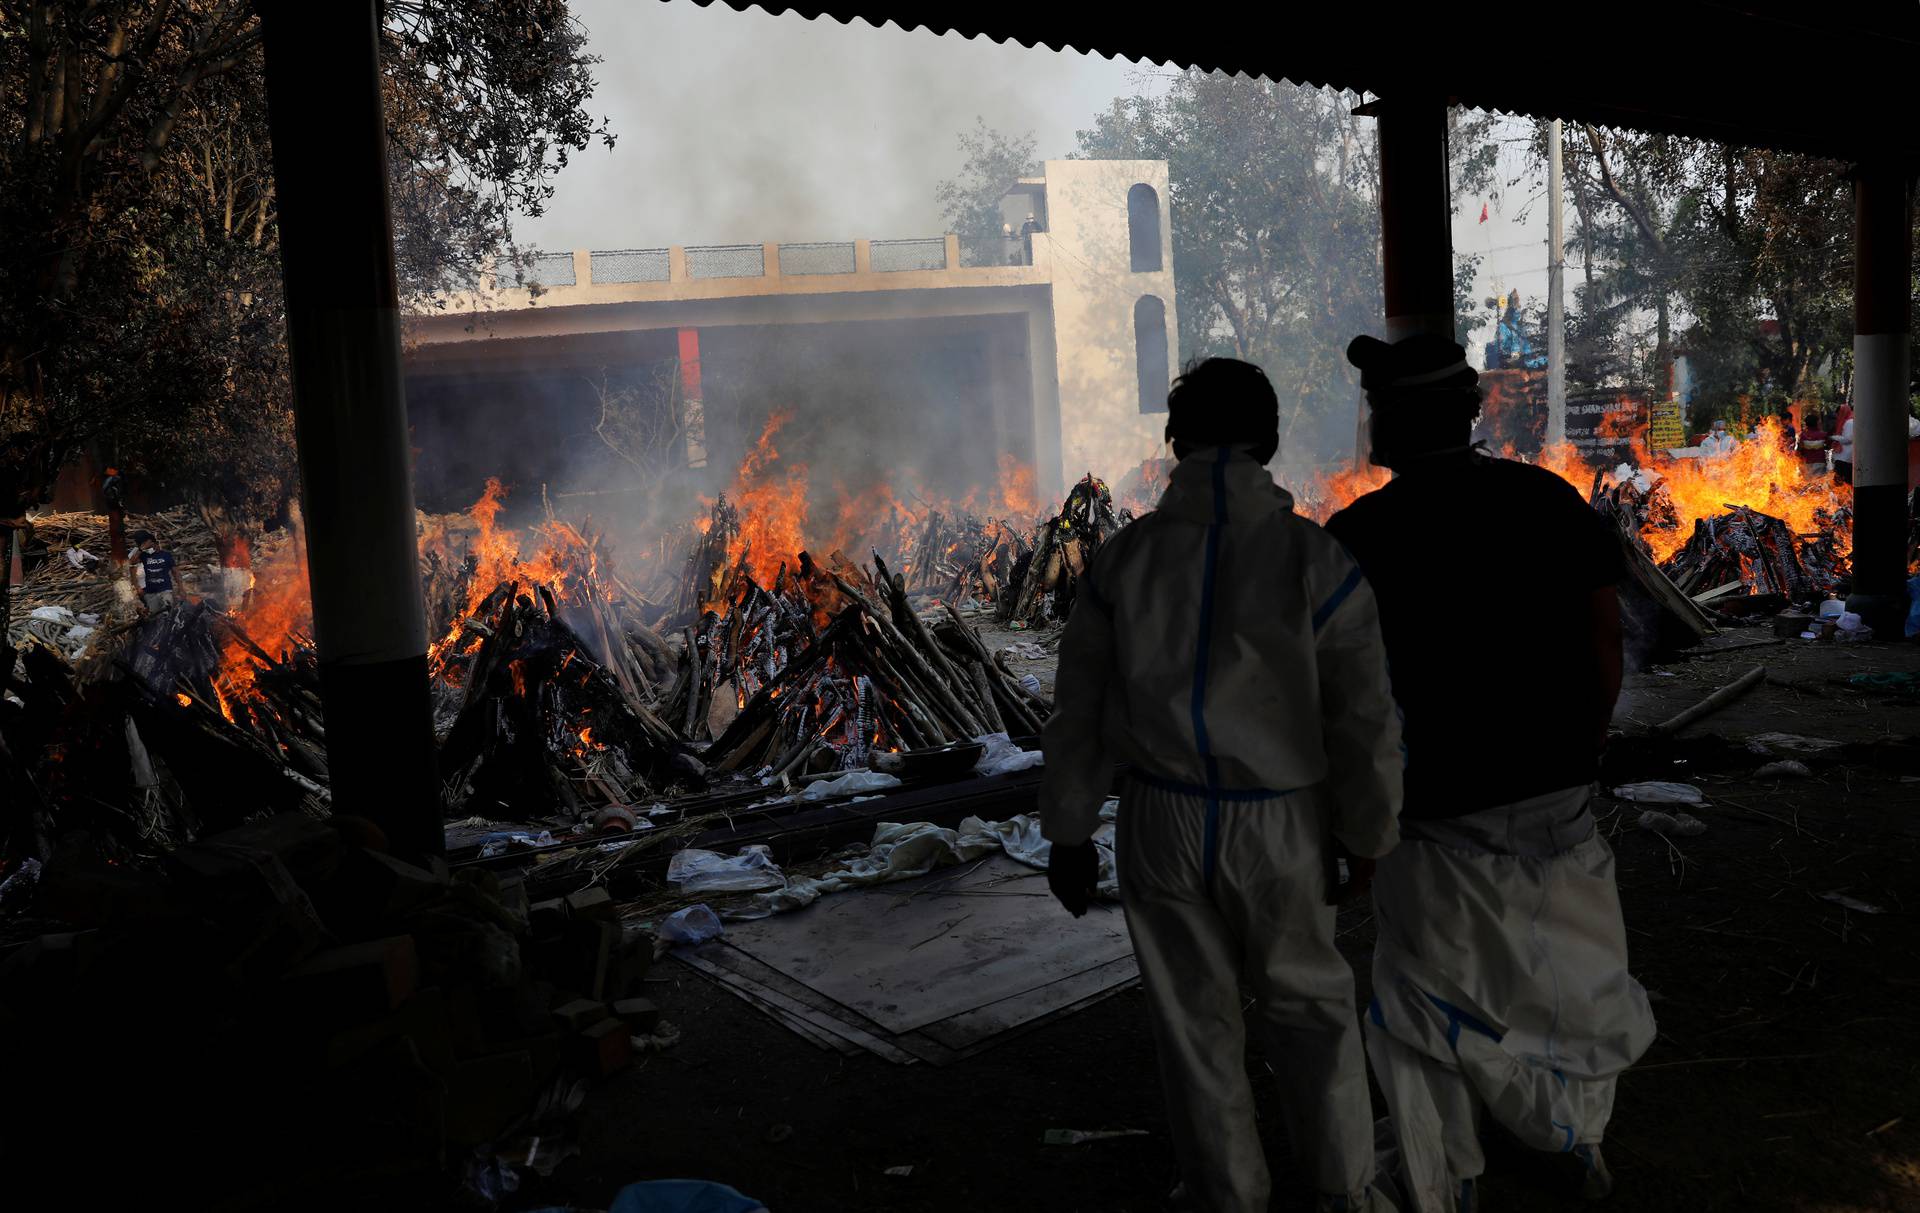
[437,580,693,819]
[1659,507,1824,601]
[698,552,1049,777]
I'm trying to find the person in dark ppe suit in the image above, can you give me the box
[1326,335,1656,1212]
[1040,357,1404,1213]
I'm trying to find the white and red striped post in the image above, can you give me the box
[1846,160,1916,636]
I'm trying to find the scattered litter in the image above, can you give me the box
[1613,782,1706,805]
[666,845,787,893]
[0,857,44,910]
[631,1021,683,1054]
[658,904,724,946]
[765,1123,793,1144]
[477,830,555,857]
[1749,732,1844,754]
[1636,810,1708,837]
[1044,1129,1151,1145]
[975,731,1045,777]
[1820,891,1886,915]
[1847,671,1920,695]
[1754,760,1813,779]
[1002,640,1050,661]
[797,769,902,802]
[884,1166,915,1177]
[1019,673,1046,699]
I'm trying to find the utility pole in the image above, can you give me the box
[1546,118,1568,445]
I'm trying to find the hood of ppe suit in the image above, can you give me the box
[1040,447,1403,855]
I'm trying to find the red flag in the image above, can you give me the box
[1478,202,1489,224]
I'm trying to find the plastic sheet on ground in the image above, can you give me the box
[1611,781,1705,805]
[658,904,724,945]
[477,830,554,857]
[1748,732,1844,754]
[975,731,1045,777]
[797,769,902,802]
[666,844,787,893]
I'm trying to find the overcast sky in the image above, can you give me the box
[523,0,1553,358]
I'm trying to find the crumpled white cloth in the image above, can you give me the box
[797,770,903,802]
[1610,781,1704,805]
[975,732,1045,777]
[721,799,1120,921]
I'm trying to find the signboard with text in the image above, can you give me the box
[1648,397,1687,451]
[1565,390,1648,467]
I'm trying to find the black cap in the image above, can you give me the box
[1347,333,1478,394]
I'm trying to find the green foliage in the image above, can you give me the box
[935,119,1041,244]
[0,0,613,521]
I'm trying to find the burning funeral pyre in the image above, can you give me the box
[2,406,1880,879]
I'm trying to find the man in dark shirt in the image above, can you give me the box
[1325,334,1655,1212]
[132,530,177,613]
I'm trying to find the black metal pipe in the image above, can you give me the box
[257,1,441,859]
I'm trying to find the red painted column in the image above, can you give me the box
[678,327,709,469]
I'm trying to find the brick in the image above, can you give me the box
[552,997,608,1032]
[573,1017,631,1077]
[563,886,614,921]
[611,997,660,1034]
[528,898,567,936]
[282,935,417,1018]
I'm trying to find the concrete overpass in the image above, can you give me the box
[404,160,1180,501]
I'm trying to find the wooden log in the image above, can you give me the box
[1653,665,1767,735]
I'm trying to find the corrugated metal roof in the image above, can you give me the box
[691,1,1920,161]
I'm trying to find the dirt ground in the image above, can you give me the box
[517,630,1920,1213]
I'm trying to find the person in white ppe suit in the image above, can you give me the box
[1327,334,1657,1212]
[1700,418,1737,459]
[1040,357,1404,1213]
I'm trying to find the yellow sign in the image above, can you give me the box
[1649,398,1686,450]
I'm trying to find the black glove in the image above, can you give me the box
[1047,839,1100,918]
[1324,838,1376,906]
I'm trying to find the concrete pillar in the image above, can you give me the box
[762,242,781,280]
[1846,160,1916,635]
[944,234,961,271]
[668,246,688,283]
[1374,96,1456,342]
[258,0,441,860]
[853,239,873,274]
[572,248,593,288]
[1026,305,1064,500]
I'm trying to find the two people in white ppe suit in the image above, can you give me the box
[1040,357,1405,1213]
[1327,334,1656,1212]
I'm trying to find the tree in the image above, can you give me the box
[0,1,614,618]
[935,119,1039,263]
[0,0,613,471]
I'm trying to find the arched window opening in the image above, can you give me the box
[1127,183,1162,272]
[1135,295,1170,414]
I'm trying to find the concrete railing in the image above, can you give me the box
[468,235,1025,296]
[870,238,948,272]
[685,243,766,280]
[777,241,857,276]
[589,248,671,284]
